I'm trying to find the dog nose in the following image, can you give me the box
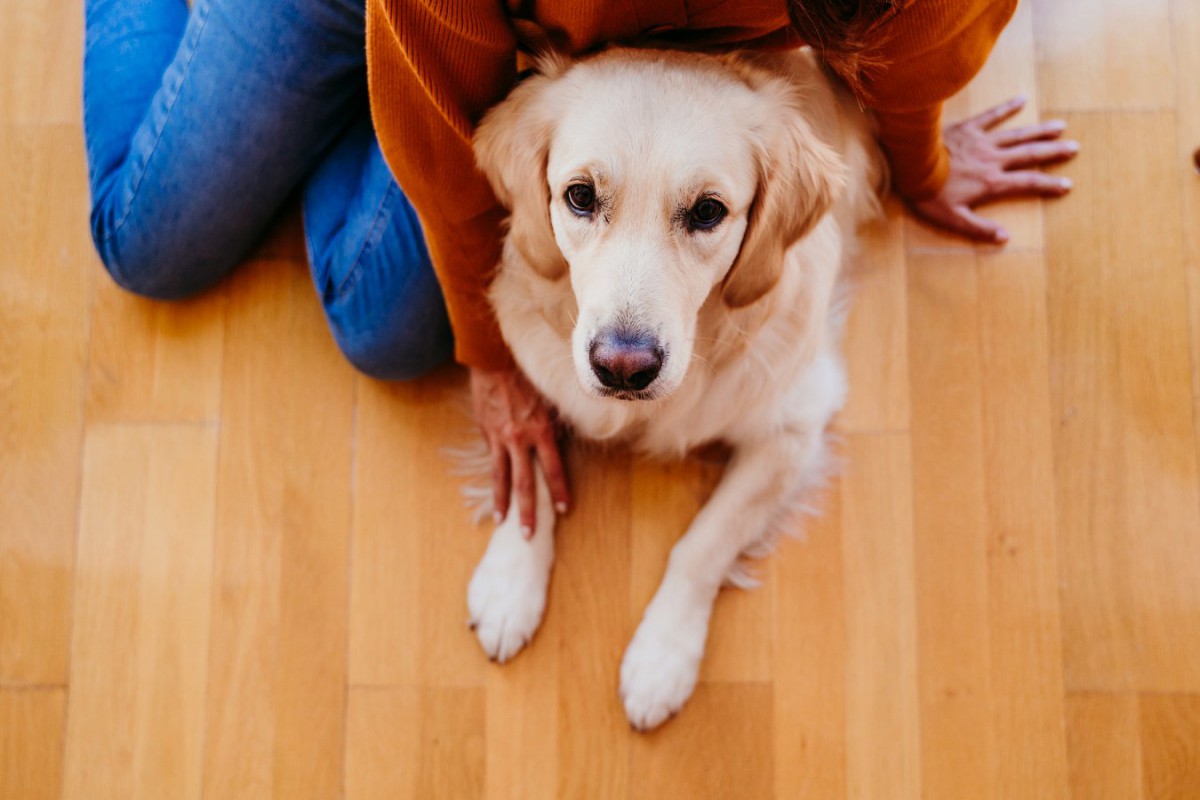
[589,331,664,391]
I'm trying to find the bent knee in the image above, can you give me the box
[333,321,454,382]
[89,205,234,301]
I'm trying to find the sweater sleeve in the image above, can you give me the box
[366,0,519,370]
[862,0,1018,201]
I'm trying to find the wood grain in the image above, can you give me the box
[1139,693,1200,799]
[555,446,633,800]
[1034,0,1175,112]
[1045,112,1200,693]
[348,368,486,688]
[345,688,422,799]
[62,423,218,800]
[976,252,1070,797]
[839,197,910,434]
[629,683,774,799]
[1066,693,1145,800]
[0,0,82,125]
[0,128,92,685]
[85,281,226,424]
[906,251,995,799]
[841,433,921,800]
[772,484,847,799]
[1,688,66,800]
[201,259,355,799]
[1172,0,1200,491]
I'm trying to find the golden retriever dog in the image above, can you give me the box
[469,46,883,730]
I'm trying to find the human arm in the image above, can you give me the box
[861,0,1078,241]
[366,0,569,527]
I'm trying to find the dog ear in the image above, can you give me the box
[474,59,569,281]
[721,68,846,308]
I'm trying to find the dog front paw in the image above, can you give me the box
[619,588,711,731]
[467,518,554,664]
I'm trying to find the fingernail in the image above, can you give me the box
[1012,93,1028,105]
[1058,177,1073,190]
[1064,140,1080,153]
[521,524,533,538]
[493,510,503,525]
[1049,119,1067,131]
[555,502,568,514]
[994,229,1009,244]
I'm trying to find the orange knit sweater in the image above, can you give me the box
[366,0,1017,370]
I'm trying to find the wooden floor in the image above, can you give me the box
[4,1,1200,797]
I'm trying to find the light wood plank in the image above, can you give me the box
[1172,0,1200,496]
[344,686,487,800]
[906,0,1045,250]
[1066,693,1144,800]
[62,423,217,800]
[976,251,1071,798]
[202,257,355,799]
[839,197,910,434]
[629,683,774,799]
[0,128,93,684]
[1034,0,1175,112]
[772,482,846,799]
[85,280,226,423]
[484,619,560,800]
[556,446,633,800]
[1046,112,1200,692]
[0,0,83,125]
[345,688,421,799]
[841,433,921,800]
[0,688,66,800]
[417,687,486,799]
[1139,694,1200,799]
[906,251,995,798]
[349,368,487,688]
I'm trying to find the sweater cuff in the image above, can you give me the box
[451,305,515,372]
[874,104,952,202]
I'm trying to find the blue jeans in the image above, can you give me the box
[83,0,453,380]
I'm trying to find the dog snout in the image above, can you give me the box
[588,330,664,392]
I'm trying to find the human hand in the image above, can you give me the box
[469,365,570,537]
[910,95,1079,243]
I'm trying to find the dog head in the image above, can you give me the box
[475,49,845,401]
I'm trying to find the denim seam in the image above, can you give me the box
[102,0,214,243]
[333,180,400,300]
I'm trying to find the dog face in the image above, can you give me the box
[476,50,844,402]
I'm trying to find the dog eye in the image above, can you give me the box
[688,198,726,231]
[565,184,596,216]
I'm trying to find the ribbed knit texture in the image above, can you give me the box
[367,0,1017,370]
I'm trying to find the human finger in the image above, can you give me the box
[1000,139,1080,169]
[968,95,1027,130]
[491,442,511,525]
[953,205,1009,243]
[510,443,537,536]
[535,430,571,515]
[987,170,1073,200]
[929,203,1009,244]
[993,119,1068,146]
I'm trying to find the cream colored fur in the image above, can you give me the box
[469,46,883,730]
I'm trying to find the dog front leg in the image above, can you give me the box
[467,465,556,663]
[620,430,823,730]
